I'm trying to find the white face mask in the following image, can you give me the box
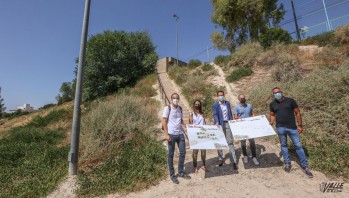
[218,96,225,102]
[172,99,179,105]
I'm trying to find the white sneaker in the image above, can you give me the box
[252,157,259,166]
[243,156,248,164]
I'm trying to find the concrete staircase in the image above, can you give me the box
[156,59,190,124]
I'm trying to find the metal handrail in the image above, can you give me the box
[156,69,171,105]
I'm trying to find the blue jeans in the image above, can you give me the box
[277,127,308,168]
[168,134,186,177]
[217,122,237,163]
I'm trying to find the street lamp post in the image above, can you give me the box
[68,0,91,175]
[173,14,179,66]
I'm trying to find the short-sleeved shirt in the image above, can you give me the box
[219,102,229,121]
[233,104,253,119]
[162,105,183,135]
[190,112,206,125]
[269,97,298,129]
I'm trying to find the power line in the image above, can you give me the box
[185,47,212,61]
[280,0,349,26]
[285,0,317,13]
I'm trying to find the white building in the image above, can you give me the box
[17,104,34,112]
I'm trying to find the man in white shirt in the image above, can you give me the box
[162,93,191,184]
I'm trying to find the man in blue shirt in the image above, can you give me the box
[212,90,237,170]
[233,94,259,166]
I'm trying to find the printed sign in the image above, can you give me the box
[228,115,276,140]
[186,124,228,150]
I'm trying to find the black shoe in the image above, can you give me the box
[302,167,314,178]
[177,173,191,180]
[284,163,291,173]
[171,176,179,184]
[232,163,238,170]
[218,160,223,166]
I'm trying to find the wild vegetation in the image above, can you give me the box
[222,24,349,179]
[168,65,222,121]
[0,109,72,197]
[77,78,166,196]
[226,67,253,82]
[210,0,286,51]
[187,59,202,69]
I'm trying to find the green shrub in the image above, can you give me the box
[4,109,30,120]
[260,27,292,49]
[214,55,230,66]
[298,31,335,47]
[39,103,56,110]
[28,109,70,128]
[271,53,303,82]
[229,42,263,68]
[78,95,166,196]
[202,63,213,71]
[187,59,202,68]
[168,65,188,85]
[226,67,253,82]
[77,133,166,196]
[0,127,68,198]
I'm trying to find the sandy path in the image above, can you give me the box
[108,138,348,198]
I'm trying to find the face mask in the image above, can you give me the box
[172,99,179,105]
[218,96,225,102]
[274,93,282,100]
[240,98,246,103]
[194,106,200,110]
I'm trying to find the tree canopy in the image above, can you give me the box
[0,87,5,117]
[79,30,158,101]
[210,0,285,52]
[56,82,75,105]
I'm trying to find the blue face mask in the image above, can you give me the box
[274,93,283,100]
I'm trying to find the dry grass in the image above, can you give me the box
[334,24,349,45]
[228,42,263,68]
[78,95,166,196]
[314,45,345,69]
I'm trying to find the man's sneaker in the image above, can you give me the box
[284,163,291,173]
[218,160,223,166]
[243,156,248,164]
[252,157,260,166]
[232,163,238,170]
[177,173,191,180]
[171,176,179,184]
[302,167,314,178]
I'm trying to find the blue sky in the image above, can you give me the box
[0,0,348,111]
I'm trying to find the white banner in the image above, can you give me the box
[228,115,276,140]
[186,124,229,150]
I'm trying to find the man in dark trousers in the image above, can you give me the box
[269,87,313,178]
[212,90,237,170]
[162,93,191,184]
[233,94,259,166]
